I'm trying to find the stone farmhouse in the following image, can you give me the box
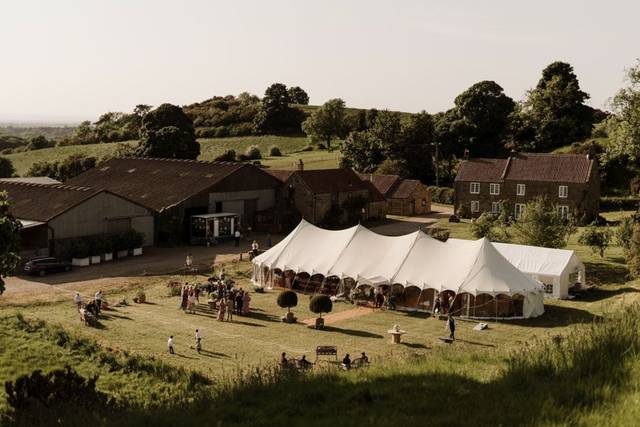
[454,152,600,223]
[358,173,431,216]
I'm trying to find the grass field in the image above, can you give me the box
[5,136,340,176]
[2,212,640,425]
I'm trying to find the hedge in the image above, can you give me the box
[600,197,640,211]
[428,186,455,205]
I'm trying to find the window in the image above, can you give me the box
[558,205,569,220]
[491,202,500,214]
[470,201,480,213]
[516,184,525,196]
[514,203,525,220]
[559,185,568,198]
[544,283,554,294]
[489,183,500,195]
[470,182,480,194]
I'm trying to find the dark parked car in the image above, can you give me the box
[24,257,71,276]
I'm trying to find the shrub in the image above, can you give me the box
[456,204,469,219]
[269,145,282,156]
[134,289,146,303]
[514,198,576,248]
[236,153,250,161]
[245,145,262,160]
[425,227,450,242]
[215,149,236,162]
[301,144,313,152]
[617,216,634,251]
[309,295,333,318]
[428,186,455,205]
[5,366,110,423]
[277,290,298,312]
[600,196,640,211]
[69,239,90,259]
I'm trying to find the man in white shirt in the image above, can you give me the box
[167,335,175,354]
[234,229,241,247]
[95,290,103,313]
[73,292,82,311]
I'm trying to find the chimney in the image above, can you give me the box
[463,148,469,160]
[297,159,304,171]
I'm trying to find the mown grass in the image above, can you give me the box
[6,135,339,176]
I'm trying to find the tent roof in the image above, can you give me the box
[254,220,544,296]
[450,239,583,277]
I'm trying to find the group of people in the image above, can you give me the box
[279,351,370,371]
[167,328,203,355]
[74,290,104,326]
[215,286,251,321]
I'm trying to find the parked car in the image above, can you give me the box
[24,257,72,276]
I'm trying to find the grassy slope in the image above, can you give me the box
[5,136,340,176]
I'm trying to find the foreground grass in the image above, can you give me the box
[7,135,339,176]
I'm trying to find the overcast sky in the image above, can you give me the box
[1,0,638,123]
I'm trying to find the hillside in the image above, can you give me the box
[4,136,340,177]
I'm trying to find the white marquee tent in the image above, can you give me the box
[252,220,545,319]
[475,241,583,299]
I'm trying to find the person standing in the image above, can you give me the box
[195,329,202,353]
[167,336,175,354]
[234,229,241,247]
[217,298,226,322]
[242,291,251,315]
[94,290,103,314]
[226,298,234,321]
[73,292,82,311]
[447,314,456,341]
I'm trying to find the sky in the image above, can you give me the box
[1,0,638,124]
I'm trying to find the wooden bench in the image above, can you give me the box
[315,345,338,362]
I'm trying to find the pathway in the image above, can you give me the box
[302,305,376,326]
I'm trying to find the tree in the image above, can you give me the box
[521,61,593,151]
[341,130,385,173]
[133,104,152,117]
[396,111,435,182]
[287,86,309,105]
[376,159,408,176]
[302,98,347,151]
[616,216,635,252]
[0,191,21,295]
[26,135,52,151]
[579,224,613,257]
[0,157,15,178]
[452,81,515,158]
[470,208,510,242]
[136,103,200,159]
[513,197,576,248]
[604,61,640,166]
[253,83,304,134]
[72,120,97,145]
[309,295,333,329]
[27,154,96,182]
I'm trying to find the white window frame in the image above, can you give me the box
[516,183,525,196]
[491,202,500,214]
[514,203,525,220]
[489,183,500,195]
[470,182,480,194]
[470,200,480,213]
[559,185,568,199]
[558,205,569,220]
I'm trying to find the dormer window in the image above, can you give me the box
[489,183,500,195]
[559,185,568,198]
[470,182,480,194]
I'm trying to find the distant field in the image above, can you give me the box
[5,136,340,176]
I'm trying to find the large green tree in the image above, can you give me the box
[0,191,21,295]
[604,61,640,164]
[287,86,309,105]
[452,80,515,158]
[397,111,435,182]
[253,83,304,134]
[521,61,594,151]
[514,197,575,248]
[302,98,347,151]
[136,103,200,159]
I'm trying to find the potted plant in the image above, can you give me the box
[71,239,90,267]
[130,231,144,256]
[102,237,114,262]
[88,237,101,266]
[133,289,146,304]
[277,290,298,323]
[309,295,333,330]
[114,233,129,259]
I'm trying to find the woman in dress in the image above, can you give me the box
[217,298,226,321]
[242,291,251,315]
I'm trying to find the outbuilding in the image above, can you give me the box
[0,181,154,258]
